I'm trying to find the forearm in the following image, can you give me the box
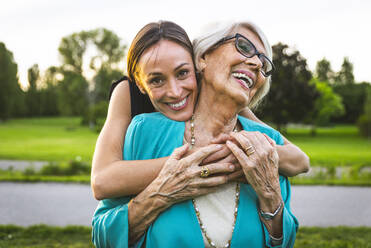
[277,143,310,177]
[258,190,283,240]
[258,177,299,248]
[128,185,169,244]
[91,157,168,200]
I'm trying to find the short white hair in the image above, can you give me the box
[193,21,272,108]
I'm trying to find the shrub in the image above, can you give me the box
[357,114,371,138]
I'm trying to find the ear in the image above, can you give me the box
[198,56,207,72]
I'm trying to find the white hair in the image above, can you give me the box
[193,21,273,108]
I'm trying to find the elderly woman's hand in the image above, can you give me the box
[226,131,282,211]
[148,143,235,207]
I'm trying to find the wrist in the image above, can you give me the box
[259,199,283,221]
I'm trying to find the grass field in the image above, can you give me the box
[0,118,370,167]
[0,117,98,162]
[1,225,371,248]
[286,125,371,167]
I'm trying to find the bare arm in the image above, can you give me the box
[239,108,310,176]
[91,81,167,200]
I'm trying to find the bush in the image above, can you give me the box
[39,158,90,176]
[40,162,63,175]
[81,101,108,132]
[357,114,371,138]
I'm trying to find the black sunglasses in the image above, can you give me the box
[213,33,275,77]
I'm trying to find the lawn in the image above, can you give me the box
[286,125,371,167]
[0,117,98,162]
[0,118,370,168]
[1,225,370,248]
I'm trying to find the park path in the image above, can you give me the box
[0,160,47,171]
[1,182,371,227]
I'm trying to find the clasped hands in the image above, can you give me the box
[148,130,281,207]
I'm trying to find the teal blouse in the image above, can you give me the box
[92,113,299,248]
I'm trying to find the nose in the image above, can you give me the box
[167,78,182,98]
[244,55,263,71]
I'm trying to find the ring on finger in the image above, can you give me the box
[244,145,255,156]
[200,166,210,178]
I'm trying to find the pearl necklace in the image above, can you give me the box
[192,183,240,248]
[185,114,240,247]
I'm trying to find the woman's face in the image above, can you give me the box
[201,27,267,107]
[136,40,197,122]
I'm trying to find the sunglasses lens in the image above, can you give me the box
[236,38,255,57]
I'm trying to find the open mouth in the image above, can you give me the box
[167,96,188,110]
[232,72,254,89]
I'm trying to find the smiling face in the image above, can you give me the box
[135,39,197,121]
[200,27,267,108]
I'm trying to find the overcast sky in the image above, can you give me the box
[1,0,370,88]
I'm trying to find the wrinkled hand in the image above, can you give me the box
[203,132,247,183]
[148,144,235,206]
[226,131,281,203]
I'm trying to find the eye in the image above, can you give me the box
[149,77,164,86]
[177,69,189,79]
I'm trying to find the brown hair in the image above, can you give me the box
[127,21,194,86]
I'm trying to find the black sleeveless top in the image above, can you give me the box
[109,76,155,118]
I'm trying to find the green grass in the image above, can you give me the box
[0,170,90,183]
[286,125,371,167]
[0,117,98,162]
[295,226,371,248]
[0,225,93,248]
[1,225,370,247]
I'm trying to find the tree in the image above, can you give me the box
[310,78,344,135]
[0,42,23,121]
[258,43,319,131]
[335,57,355,85]
[315,58,334,83]
[39,66,60,116]
[25,64,41,116]
[56,28,126,118]
[56,70,89,116]
[357,86,371,138]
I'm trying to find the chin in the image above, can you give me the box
[168,111,192,122]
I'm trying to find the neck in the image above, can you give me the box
[188,80,243,147]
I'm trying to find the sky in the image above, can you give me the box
[1,0,370,89]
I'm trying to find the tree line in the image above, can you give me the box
[0,28,370,136]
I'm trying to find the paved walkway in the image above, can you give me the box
[1,182,371,227]
[0,160,48,171]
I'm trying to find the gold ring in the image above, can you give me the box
[244,145,255,156]
[200,166,210,178]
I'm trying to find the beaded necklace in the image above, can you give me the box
[185,114,240,247]
[192,183,240,248]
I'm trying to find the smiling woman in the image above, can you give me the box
[134,39,197,121]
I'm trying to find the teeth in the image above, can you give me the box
[169,97,187,108]
[232,72,253,88]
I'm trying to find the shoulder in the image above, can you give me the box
[131,112,179,128]
[125,113,185,160]
[109,77,129,100]
[237,115,284,145]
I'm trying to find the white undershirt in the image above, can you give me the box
[193,182,237,248]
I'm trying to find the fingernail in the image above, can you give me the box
[216,144,223,149]
[229,164,235,170]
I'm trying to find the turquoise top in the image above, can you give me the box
[92,112,299,248]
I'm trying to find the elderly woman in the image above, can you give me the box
[92,21,298,248]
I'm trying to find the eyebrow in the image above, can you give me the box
[147,63,190,77]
